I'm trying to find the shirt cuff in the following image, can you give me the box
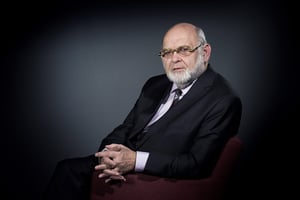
[135,151,149,172]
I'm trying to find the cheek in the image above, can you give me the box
[185,59,197,69]
[162,60,170,70]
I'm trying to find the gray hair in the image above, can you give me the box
[195,26,207,45]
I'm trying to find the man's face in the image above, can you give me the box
[161,25,209,87]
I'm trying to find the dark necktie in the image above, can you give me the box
[133,88,182,146]
[171,89,182,107]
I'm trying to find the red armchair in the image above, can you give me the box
[90,136,242,200]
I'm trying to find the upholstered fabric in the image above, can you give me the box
[90,136,242,200]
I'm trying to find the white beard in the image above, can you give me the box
[165,54,206,88]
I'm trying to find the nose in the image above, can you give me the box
[171,51,182,62]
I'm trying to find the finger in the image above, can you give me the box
[101,157,116,167]
[98,172,109,179]
[98,168,121,178]
[110,175,126,182]
[105,144,123,151]
[105,178,112,183]
[94,164,107,170]
[95,160,116,171]
[95,151,114,158]
[102,168,120,176]
[105,175,126,183]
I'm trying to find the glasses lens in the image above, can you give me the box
[177,46,192,56]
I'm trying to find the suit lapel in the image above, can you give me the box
[135,66,217,148]
[129,77,172,140]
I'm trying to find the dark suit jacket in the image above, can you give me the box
[99,65,242,179]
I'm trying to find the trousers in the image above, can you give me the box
[43,154,97,200]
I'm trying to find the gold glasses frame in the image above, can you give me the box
[159,44,203,58]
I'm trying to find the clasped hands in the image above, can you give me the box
[94,144,136,183]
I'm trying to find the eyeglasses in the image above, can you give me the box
[159,44,202,58]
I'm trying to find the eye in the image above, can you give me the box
[161,49,172,57]
[177,46,192,53]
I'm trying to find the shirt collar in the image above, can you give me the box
[171,79,197,97]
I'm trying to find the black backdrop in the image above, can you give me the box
[2,1,297,199]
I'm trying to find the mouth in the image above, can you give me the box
[172,67,185,72]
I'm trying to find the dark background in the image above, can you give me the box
[2,1,297,199]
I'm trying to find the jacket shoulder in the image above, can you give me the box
[214,73,240,98]
[142,74,170,90]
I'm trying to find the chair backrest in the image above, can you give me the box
[90,136,243,200]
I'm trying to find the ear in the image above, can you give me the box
[202,43,211,63]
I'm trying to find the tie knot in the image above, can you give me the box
[171,89,182,107]
[173,89,182,97]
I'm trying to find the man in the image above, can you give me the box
[44,22,242,200]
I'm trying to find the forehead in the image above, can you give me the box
[163,25,198,48]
